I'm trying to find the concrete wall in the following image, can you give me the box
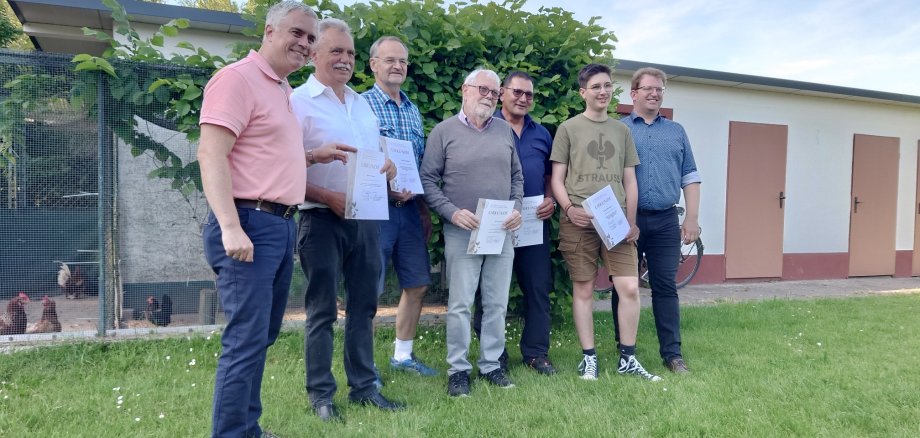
[117,116,212,284]
[614,73,920,257]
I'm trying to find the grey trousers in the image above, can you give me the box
[443,223,514,375]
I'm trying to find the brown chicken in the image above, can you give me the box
[27,296,62,334]
[0,292,30,335]
[58,263,87,299]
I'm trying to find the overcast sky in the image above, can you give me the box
[231,0,919,96]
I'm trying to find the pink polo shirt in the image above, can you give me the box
[199,50,306,206]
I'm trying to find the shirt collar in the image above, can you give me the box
[305,74,357,100]
[248,50,287,86]
[627,111,663,125]
[458,109,494,131]
[371,83,412,107]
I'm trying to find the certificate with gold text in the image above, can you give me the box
[345,149,389,220]
[581,185,629,250]
[467,198,515,254]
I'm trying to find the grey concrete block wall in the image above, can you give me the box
[117,117,213,285]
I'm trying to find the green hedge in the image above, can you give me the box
[74,0,622,322]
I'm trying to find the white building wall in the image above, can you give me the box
[614,74,920,256]
[119,23,255,60]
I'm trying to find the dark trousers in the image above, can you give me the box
[611,208,682,361]
[204,208,295,438]
[298,209,380,407]
[474,222,553,359]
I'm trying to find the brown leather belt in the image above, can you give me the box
[234,199,297,219]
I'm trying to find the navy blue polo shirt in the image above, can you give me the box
[494,110,553,197]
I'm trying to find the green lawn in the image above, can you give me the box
[3,294,920,437]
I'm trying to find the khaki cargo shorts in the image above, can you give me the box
[558,214,637,282]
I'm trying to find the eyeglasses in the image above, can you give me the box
[635,86,665,93]
[467,84,501,99]
[375,57,409,67]
[506,88,534,101]
[585,83,615,93]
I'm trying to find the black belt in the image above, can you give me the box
[234,199,296,219]
[637,206,675,216]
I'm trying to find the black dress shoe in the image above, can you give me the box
[524,356,557,375]
[352,392,406,411]
[314,402,342,422]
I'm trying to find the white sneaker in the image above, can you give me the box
[578,354,598,380]
[618,355,662,381]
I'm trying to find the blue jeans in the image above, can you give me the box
[612,208,683,361]
[204,208,295,438]
[298,209,380,406]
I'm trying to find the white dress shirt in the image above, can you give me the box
[291,74,381,209]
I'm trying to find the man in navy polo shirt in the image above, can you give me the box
[474,71,557,375]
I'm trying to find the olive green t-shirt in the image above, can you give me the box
[550,114,640,208]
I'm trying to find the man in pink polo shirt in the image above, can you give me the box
[197,2,350,437]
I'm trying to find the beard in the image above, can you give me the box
[472,105,493,120]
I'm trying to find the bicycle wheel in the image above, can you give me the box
[675,237,704,289]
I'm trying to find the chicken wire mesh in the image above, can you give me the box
[0,50,446,343]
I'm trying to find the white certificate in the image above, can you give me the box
[344,149,389,220]
[467,198,515,255]
[581,185,629,250]
[512,195,544,248]
[382,136,424,194]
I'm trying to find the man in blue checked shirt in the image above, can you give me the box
[614,67,701,374]
[362,36,437,377]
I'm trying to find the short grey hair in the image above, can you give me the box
[369,36,408,58]
[318,17,352,38]
[265,1,316,29]
[463,68,500,86]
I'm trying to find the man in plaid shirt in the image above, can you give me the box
[362,36,437,377]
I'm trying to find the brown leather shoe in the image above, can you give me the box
[665,357,690,374]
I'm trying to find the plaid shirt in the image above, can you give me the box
[362,83,426,168]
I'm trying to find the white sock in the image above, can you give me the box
[393,338,413,362]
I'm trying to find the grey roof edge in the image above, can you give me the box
[616,59,920,106]
[9,0,252,29]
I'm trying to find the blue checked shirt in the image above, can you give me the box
[622,113,702,210]
[362,83,426,168]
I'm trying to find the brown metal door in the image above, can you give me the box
[914,141,920,276]
[848,134,899,276]
[725,122,788,279]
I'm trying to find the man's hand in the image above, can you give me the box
[681,218,700,244]
[380,158,397,181]
[312,142,356,164]
[451,209,480,231]
[625,223,640,243]
[566,206,593,228]
[389,189,413,202]
[536,197,555,220]
[325,192,347,218]
[502,209,523,231]
[222,225,254,262]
